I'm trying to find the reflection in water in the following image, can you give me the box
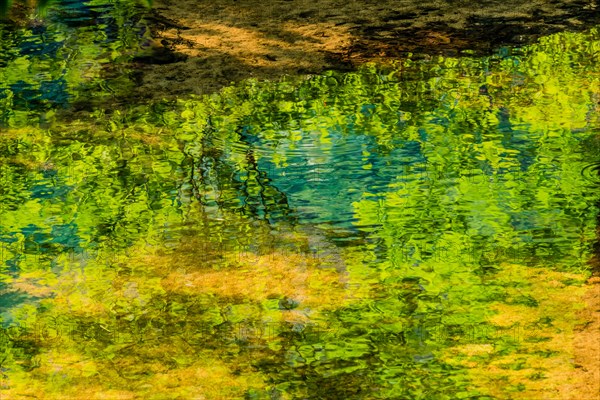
[0,5,599,398]
[0,0,148,119]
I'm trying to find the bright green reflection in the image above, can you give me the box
[0,20,599,400]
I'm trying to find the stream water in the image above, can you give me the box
[1,1,599,399]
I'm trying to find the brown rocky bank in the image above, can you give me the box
[131,0,600,101]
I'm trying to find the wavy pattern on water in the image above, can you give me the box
[0,19,599,400]
[581,162,600,185]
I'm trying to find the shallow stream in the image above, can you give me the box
[1,2,599,399]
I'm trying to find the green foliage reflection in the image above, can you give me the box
[0,25,599,399]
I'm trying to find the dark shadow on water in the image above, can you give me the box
[123,0,600,102]
[2,0,599,111]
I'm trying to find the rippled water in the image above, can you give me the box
[1,2,599,399]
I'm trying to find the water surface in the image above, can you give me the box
[1,4,599,399]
